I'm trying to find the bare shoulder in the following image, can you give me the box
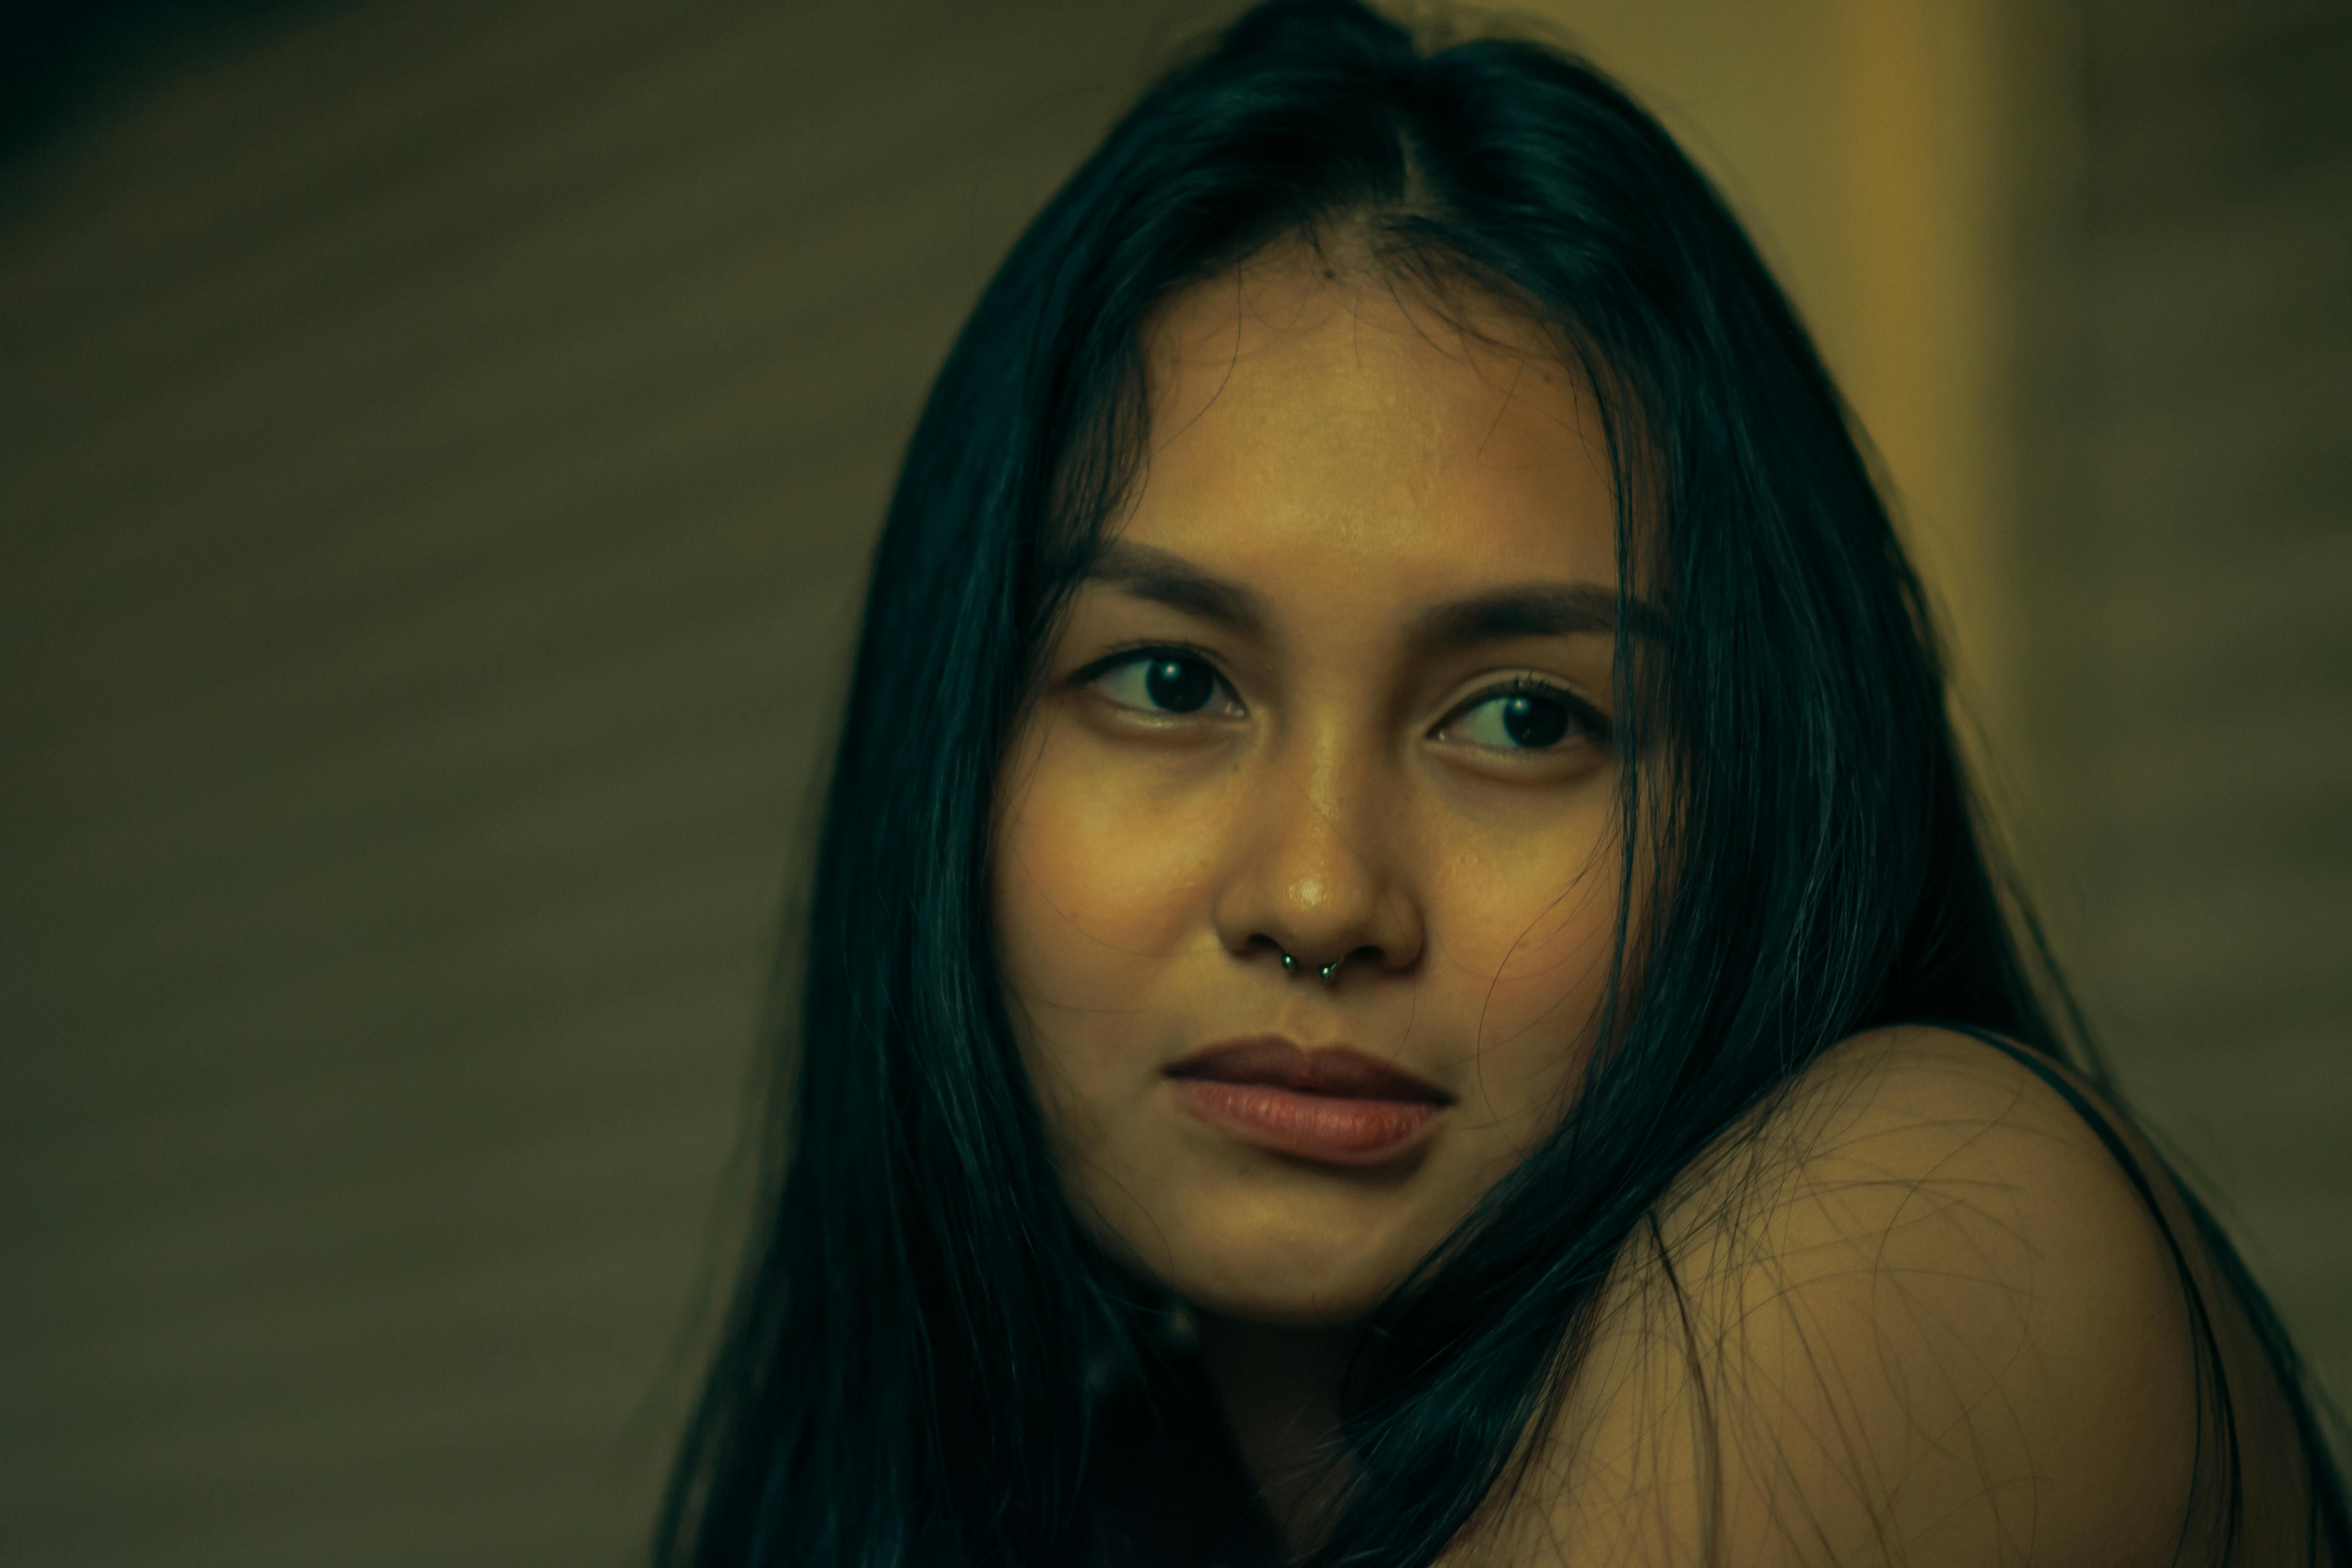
[1463,1026,2203,1567]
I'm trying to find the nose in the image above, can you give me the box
[1209,740,1423,982]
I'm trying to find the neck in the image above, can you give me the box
[1194,1312,1359,1554]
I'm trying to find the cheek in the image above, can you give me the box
[1426,804,1623,1077]
[992,717,1223,1050]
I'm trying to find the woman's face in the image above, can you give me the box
[994,250,1632,1325]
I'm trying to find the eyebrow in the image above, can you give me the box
[1085,540,1269,634]
[1406,581,1660,652]
[1085,539,1660,650]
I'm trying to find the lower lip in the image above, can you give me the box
[1171,1079,1444,1165]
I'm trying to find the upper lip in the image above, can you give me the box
[1166,1036,1454,1105]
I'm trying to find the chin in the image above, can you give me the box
[1168,1229,1414,1327]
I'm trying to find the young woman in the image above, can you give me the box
[653,3,2350,1563]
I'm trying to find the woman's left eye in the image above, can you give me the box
[1439,683,1604,752]
[1090,653,1237,716]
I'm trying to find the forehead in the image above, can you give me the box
[1125,250,1619,594]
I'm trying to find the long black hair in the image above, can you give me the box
[653,4,2349,1563]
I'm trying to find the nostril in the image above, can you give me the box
[1257,941,1389,983]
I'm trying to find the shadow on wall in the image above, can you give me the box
[0,0,322,167]
[0,2,2344,1565]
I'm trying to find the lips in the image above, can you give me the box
[1166,1036,1451,1165]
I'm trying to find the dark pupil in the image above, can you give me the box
[1501,694,1570,748]
[1144,657,1214,713]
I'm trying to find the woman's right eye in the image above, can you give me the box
[1089,653,1236,717]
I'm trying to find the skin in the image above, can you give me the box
[991,247,2215,1562]
[1471,1028,2211,1568]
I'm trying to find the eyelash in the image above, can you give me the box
[1075,644,1241,717]
[1440,677,1611,753]
[1077,647,1610,753]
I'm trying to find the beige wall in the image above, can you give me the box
[1549,0,2352,1426]
[0,3,2339,1563]
[1531,0,2034,765]
[2033,0,2351,1425]
[1549,0,2352,1433]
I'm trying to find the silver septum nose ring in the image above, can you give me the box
[1278,949,1345,984]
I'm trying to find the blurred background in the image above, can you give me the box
[0,0,2343,1562]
